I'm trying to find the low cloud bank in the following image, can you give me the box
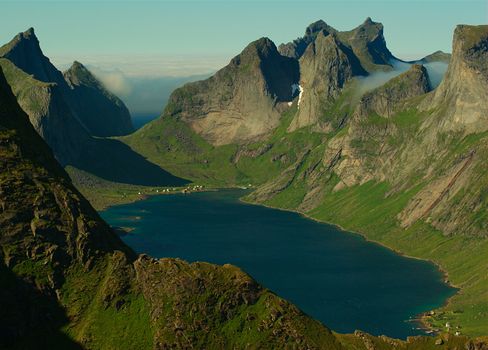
[355,59,448,97]
[86,64,209,117]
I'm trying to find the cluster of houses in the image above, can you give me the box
[182,185,204,194]
[134,185,206,196]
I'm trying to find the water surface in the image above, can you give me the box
[101,189,455,338]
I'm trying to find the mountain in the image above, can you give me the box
[2,61,486,350]
[279,18,395,72]
[164,37,299,145]
[355,64,431,118]
[418,50,451,64]
[64,61,134,137]
[0,28,134,139]
[0,28,185,187]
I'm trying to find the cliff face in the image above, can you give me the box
[64,61,134,137]
[423,25,488,134]
[0,57,91,166]
[165,38,299,145]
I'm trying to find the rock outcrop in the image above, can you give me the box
[165,37,299,145]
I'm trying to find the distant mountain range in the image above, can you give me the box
[1,18,488,348]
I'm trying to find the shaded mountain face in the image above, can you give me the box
[64,61,134,137]
[165,37,299,145]
[423,24,488,134]
[0,28,66,85]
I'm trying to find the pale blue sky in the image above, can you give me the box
[1,0,487,76]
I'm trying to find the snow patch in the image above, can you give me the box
[291,83,303,108]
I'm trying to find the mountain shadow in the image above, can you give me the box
[75,137,190,186]
[0,263,84,350]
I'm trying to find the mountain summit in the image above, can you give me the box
[164,37,299,145]
[64,61,134,137]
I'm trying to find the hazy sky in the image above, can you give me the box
[1,0,487,77]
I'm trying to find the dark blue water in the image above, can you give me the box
[100,189,455,338]
[132,114,159,129]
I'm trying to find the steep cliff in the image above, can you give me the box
[422,25,488,134]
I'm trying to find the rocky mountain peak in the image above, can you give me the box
[64,60,99,88]
[305,20,335,37]
[237,37,279,62]
[425,24,488,133]
[344,18,394,70]
[278,20,337,59]
[0,27,65,84]
[288,30,366,131]
[63,60,134,137]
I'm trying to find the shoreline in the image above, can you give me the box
[238,196,458,335]
[98,186,459,338]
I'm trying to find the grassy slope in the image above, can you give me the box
[255,107,488,336]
